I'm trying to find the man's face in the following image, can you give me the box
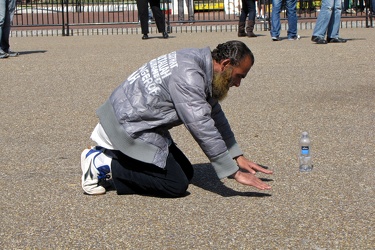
[212,55,253,101]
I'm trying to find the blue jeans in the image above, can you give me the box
[270,0,298,38]
[0,0,16,52]
[312,0,341,38]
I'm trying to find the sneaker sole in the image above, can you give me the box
[81,148,106,195]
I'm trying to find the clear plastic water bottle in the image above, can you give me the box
[299,132,313,172]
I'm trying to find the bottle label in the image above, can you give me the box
[301,146,309,155]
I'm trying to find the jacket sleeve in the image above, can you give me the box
[209,98,243,159]
[169,70,239,179]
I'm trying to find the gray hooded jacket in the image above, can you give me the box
[97,47,242,179]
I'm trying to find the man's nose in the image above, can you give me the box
[233,81,241,87]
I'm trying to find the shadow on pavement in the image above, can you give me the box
[18,50,47,55]
[191,163,272,197]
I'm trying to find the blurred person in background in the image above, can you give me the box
[0,0,18,58]
[238,0,257,37]
[342,0,356,14]
[270,0,300,41]
[311,0,347,44]
[178,0,195,23]
[137,0,169,40]
[256,0,268,20]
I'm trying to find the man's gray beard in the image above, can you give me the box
[212,67,233,101]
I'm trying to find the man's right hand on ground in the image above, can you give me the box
[232,170,272,191]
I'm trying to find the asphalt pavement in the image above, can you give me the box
[1,27,374,249]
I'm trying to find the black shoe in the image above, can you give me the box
[311,36,327,44]
[142,34,149,40]
[327,37,347,43]
[162,32,169,39]
[271,36,281,41]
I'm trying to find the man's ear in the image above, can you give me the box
[220,59,231,71]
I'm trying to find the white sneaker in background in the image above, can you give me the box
[288,35,301,41]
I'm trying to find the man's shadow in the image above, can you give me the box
[191,163,272,197]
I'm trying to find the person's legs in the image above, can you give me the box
[326,0,346,42]
[3,0,17,55]
[270,0,282,38]
[0,0,10,52]
[238,0,249,36]
[239,0,249,23]
[178,0,184,21]
[186,0,195,21]
[285,0,298,38]
[168,143,194,180]
[326,0,341,38]
[149,0,166,33]
[355,0,364,11]
[111,144,193,198]
[312,0,334,38]
[246,0,257,37]
[137,0,150,35]
[9,0,16,22]
[0,0,5,55]
[247,0,256,21]
[342,0,349,11]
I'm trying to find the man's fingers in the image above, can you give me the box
[253,164,273,174]
[236,172,272,190]
[255,181,272,190]
[252,175,272,190]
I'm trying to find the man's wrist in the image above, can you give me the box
[233,155,243,161]
[229,169,240,179]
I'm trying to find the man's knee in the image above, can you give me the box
[164,178,189,198]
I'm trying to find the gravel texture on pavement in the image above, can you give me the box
[1,28,374,249]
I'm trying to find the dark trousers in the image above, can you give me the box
[110,143,194,198]
[137,0,166,34]
[240,0,256,21]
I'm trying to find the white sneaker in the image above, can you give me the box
[81,147,112,195]
[0,50,9,59]
[288,35,301,41]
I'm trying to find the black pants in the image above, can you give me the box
[110,144,194,198]
[137,0,166,34]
